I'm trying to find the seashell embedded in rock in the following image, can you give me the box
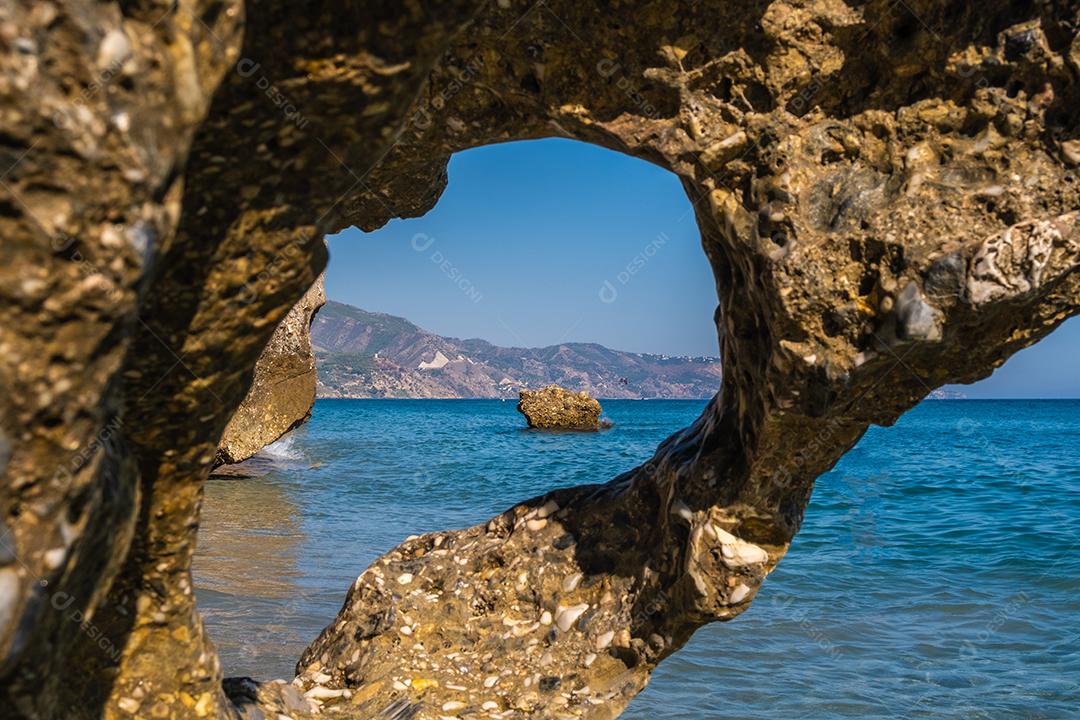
[555,603,590,632]
[710,525,770,567]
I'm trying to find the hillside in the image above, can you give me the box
[312,301,721,399]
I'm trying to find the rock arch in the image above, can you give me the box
[0,1,1078,718]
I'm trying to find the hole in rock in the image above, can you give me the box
[191,138,1080,719]
[193,137,719,691]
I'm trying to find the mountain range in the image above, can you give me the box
[312,301,722,399]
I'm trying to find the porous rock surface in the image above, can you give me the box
[216,273,325,465]
[1,1,1078,719]
[518,386,604,430]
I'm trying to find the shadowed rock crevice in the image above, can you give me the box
[0,1,1077,719]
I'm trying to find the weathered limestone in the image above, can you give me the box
[0,0,477,717]
[0,1,1078,719]
[0,1,243,716]
[216,274,325,465]
[518,386,605,430]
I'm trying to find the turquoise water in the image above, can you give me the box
[193,399,1080,718]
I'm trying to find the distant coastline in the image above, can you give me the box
[313,300,723,400]
[314,395,716,401]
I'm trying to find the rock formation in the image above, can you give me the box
[1,1,1078,719]
[518,386,605,430]
[216,274,325,465]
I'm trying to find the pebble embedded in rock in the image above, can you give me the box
[562,573,582,592]
[116,697,140,714]
[43,547,66,571]
[304,686,345,700]
[555,603,589,632]
[730,584,750,603]
[895,283,942,342]
[537,500,559,518]
[711,526,769,566]
[96,29,131,70]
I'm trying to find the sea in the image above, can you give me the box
[193,399,1080,719]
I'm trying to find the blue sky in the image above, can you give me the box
[326,139,1077,398]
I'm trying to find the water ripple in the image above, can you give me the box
[192,399,1080,718]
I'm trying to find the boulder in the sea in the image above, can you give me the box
[517,385,606,430]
